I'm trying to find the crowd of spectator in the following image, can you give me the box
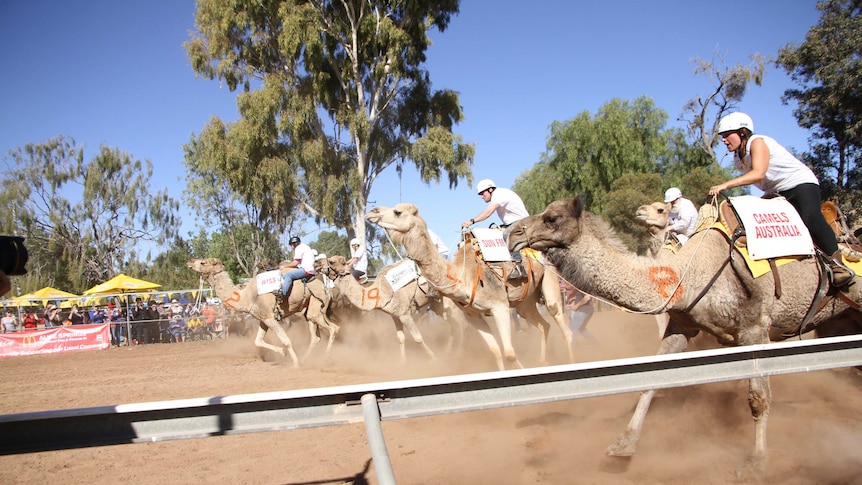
[0,297,236,346]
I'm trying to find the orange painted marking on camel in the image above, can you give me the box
[446,264,462,285]
[647,266,684,304]
[362,287,381,308]
[224,291,241,310]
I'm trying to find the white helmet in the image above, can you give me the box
[718,112,754,134]
[476,178,496,194]
[350,238,361,247]
[664,187,682,203]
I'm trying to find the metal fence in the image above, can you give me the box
[1,334,861,484]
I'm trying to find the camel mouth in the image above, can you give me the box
[635,214,648,221]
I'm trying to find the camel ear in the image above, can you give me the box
[570,196,584,218]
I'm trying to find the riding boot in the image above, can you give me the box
[828,250,855,287]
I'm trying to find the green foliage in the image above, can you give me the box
[513,162,568,216]
[184,0,474,246]
[604,173,665,254]
[0,136,180,293]
[776,0,861,221]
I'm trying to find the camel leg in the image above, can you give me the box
[515,303,551,366]
[489,306,523,369]
[399,315,436,360]
[540,272,575,363]
[655,313,669,340]
[252,321,286,358]
[301,318,321,363]
[738,326,772,474]
[384,317,407,363]
[469,316,506,371]
[606,331,688,457]
[439,299,466,355]
[320,316,340,360]
[261,318,300,368]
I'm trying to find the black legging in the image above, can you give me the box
[778,183,838,255]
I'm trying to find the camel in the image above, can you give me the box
[635,201,681,258]
[507,196,862,471]
[365,203,574,371]
[315,255,456,361]
[187,258,339,367]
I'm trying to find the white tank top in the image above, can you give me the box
[735,135,818,193]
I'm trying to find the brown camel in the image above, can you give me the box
[635,201,681,258]
[187,258,339,367]
[315,255,444,361]
[507,196,862,472]
[366,203,574,370]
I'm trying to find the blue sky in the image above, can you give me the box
[1,1,821,256]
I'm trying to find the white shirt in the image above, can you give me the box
[736,135,818,194]
[428,230,449,258]
[350,244,368,273]
[490,188,529,225]
[668,197,699,237]
[293,242,317,274]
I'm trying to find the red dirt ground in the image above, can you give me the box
[1,310,861,485]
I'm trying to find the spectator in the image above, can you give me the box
[89,305,106,324]
[108,303,124,347]
[68,304,84,325]
[347,238,368,280]
[22,310,39,330]
[168,299,187,343]
[1,310,17,333]
[43,304,62,328]
[130,297,149,345]
[561,279,596,341]
[146,300,162,343]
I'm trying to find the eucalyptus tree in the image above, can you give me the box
[0,136,180,292]
[777,0,861,212]
[536,97,679,213]
[680,52,767,164]
[184,0,474,249]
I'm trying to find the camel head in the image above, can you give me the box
[365,203,427,245]
[186,258,226,276]
[635,202,671,235]
[508,197,586,253]
[315,255,352,280]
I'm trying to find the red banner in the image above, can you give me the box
[0,324,110,358]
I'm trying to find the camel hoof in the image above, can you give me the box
[734,455,766,479]
[605,432,637,457]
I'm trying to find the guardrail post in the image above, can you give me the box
[361,393,396,485]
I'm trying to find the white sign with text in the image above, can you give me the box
[256,270,282,295]
[729,195,814,260]
[472,228,512,262]
[384,260,419,292]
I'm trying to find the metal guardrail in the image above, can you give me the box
[2,334,861,482]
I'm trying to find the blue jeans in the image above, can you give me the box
[111,323,124,346]
[568,307,594,334]
[281,268,308,295]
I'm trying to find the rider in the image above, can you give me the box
[462,178,530,279]
[708,111,855,287]
[664,187,699,243]
[346,238,368,281]
[278,236,317,297]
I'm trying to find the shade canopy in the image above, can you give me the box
[17,286,78,299]
[82,274,161,295]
